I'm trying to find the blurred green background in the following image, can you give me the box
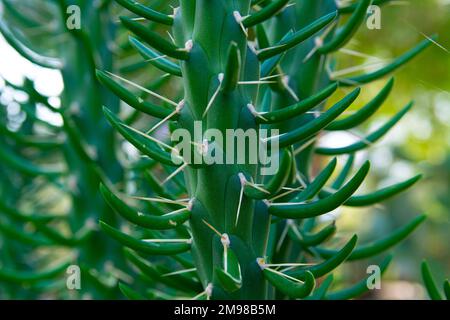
[0,0,448,299]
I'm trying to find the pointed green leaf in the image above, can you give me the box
[269,161,370,219]
[243,0,290,28]
[103,106,179,166]
[0,260,70,284]
[319,0,372,53]
[258,83,338,124]
[114,0,174,25]
[316,102,413,155]
[129,37,182,77]
[326,78,394,131]
[289,235,357,278]
[316,215,427,261]
[320,174,422,207]
[325,255,392,300]
[263,268,315,299]
[121,16,189,60]
[97,70,174,118]
[268,88,360,148]
[99,221,191,255]
[421,260,443,300]
[339,37,435,86]
[258,11,337,61]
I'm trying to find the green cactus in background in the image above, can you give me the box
[0,0,133,298]
[0,82,68,299]
[93,0,434,299]
[253,0,432,298]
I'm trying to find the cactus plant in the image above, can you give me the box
[0,0,135,298]
[0,85,68,298]
[91,0,435,300]
[0,0,445,301]
[421,260,449,300]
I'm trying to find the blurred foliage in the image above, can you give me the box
[331,0,450,298]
